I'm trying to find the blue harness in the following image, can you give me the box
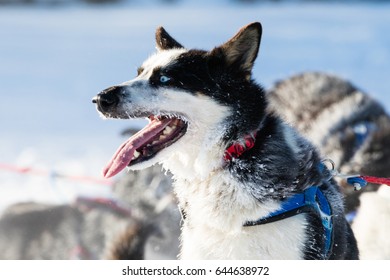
[244,186,334,259]
[225,133,335,258]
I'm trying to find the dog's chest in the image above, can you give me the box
[173,171,308,259]
[180,214,307,259]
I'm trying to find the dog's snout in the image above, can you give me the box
[93,86,121,113]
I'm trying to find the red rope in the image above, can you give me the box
[360,175,390,186]
[0,163,113,187]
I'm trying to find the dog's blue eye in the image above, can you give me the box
[160,75,171,83]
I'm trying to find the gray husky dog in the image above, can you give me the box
[93,22,358,259]
[268,72,390,259]
[268,72,390,213]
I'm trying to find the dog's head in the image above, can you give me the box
[93,22,266,178]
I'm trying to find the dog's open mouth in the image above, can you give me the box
[103,115,187,178]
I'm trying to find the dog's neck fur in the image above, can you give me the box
[159,113,322,259]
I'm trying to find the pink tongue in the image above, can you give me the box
[103,118,172,178]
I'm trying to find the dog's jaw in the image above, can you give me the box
[126,97,231,180]
[103,115,188,178]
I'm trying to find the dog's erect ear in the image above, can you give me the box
[210,22,262,79]
[155,26,184,51]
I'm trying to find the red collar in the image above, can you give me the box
[223,131,258,161]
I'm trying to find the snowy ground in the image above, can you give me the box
[0,2,389,212]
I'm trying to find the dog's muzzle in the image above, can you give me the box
[92,86,121,114]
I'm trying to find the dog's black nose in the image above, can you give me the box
[93,86,121,113]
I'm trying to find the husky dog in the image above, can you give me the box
[93,23,358,259]
[268,72,390,213]
[0,200,135,259]
[268,72,390,259]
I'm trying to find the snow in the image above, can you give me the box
[0,2,389,212]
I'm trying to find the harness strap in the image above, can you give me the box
[223,131,334,258]
[244,186,334,259]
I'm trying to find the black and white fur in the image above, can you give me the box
[93,23,358,259]
[268,72,390,212]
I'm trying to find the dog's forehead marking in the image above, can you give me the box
[142,48,187,73]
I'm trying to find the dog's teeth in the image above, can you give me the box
[133,150,140,158]
[163,126,174,135]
